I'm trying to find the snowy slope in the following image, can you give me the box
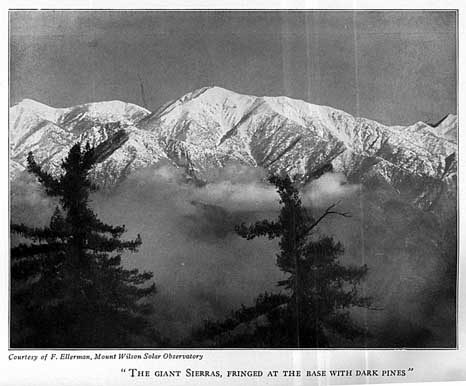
[139,87,456,209]
[10,99,169,182]
[428,114,457,142]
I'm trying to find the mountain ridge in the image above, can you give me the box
[9,86,457,210]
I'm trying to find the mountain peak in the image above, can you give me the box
[16,98,49,108]
[429,113,457,142]
[433,113,457,127]
[76,100,150,116]
[13,98,57,115]
[176,86,251,104]
[11,98,63,125]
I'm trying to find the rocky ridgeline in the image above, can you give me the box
[10,86,457,210]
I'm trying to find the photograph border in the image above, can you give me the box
[7,7,460,351]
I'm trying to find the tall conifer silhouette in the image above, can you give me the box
[234,174,371,347]
[11,142,156,348]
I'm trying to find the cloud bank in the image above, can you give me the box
[10,163,456,347]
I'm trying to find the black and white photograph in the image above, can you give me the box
[8,9,459,351]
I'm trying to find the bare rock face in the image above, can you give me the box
[10,86,457,210]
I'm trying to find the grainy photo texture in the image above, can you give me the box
[9,10,457,348]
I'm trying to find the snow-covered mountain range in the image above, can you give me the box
[9,86,457,210]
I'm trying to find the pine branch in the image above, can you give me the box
[86,233,142,253]
[11,242,64,259]
[306,201,350,234]
[26,152,61,196]
[11,223,68,242]
[11,251,64,280]
[134,283,157,297]
[117,268,154,285]
[86,211,125,237]
[11,257,43,279]
[81,143,97,171]
[235,220,281,240]
[100,255,122,267]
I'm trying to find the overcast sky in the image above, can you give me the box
[10,10,456,125]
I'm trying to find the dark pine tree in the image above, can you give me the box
[11,142,157,348]
[234,174,371,348]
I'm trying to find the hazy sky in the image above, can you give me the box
[10,10,456,125]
